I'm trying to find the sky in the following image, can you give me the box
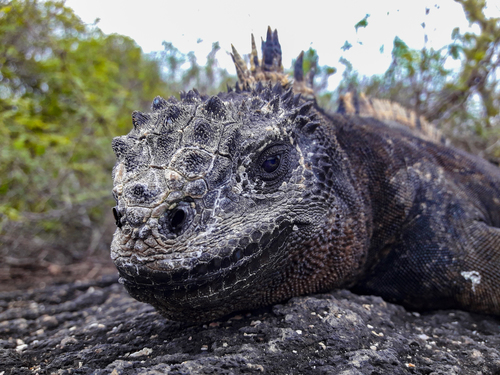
[64,0,499,88]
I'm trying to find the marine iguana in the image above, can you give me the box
[110,27,500,322]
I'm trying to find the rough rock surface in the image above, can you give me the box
[1,276,499,374]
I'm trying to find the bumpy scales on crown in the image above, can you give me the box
[111,27,500,322]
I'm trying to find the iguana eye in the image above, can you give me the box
[256,144,290,182]
[261,154,281,173]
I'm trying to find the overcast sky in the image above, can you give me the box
[65,0,498,87]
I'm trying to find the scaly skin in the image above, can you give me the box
[110,29,500,322]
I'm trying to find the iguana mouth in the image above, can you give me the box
[112,223,294,320]
[113,221,293,289]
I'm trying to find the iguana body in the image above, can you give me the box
[110,28,500,322]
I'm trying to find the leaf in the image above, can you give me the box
[448,44,461,59]
[341,41,352,51]
[325,67,337,75]
[473,50,485,61]
[392,36,409,58]
[355,14,370,32]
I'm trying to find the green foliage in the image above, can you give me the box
[0,0,169,230]
[355,14,370,32]
[334,0,500,162]
[341,41,353,52]
[154,41,232,96]
[367,36,451,114]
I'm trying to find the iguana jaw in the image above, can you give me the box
[111,214,297,321]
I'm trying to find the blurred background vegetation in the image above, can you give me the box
[0,0,499,289]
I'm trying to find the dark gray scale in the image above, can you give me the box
[182,118,221,153]
[125,183,159,205]
[183,179,208,201]
[111,136,133,159]
[148,102,196,166]
[169,148,214,180]
[205,156,232,190]
[204,95,227,119]
[182,89,202,103]
[131,111,151,130]
[152,96,168,110]
[147,131,182,167]
[218,122,240,157]
[124,142,150,173]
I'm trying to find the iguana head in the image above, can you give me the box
[110,28,364,321]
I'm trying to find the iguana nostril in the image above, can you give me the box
[157,203,193,239]
[112,207,122,228]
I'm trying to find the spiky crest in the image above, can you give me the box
[269,96,280,113]
[292,51,315,98]
[131,111,151,129]
[223,79,317,134]
[261,27,282,72]
[152,96,168,111]
[204,95,226,118]
[230,26,315,98]
[337,92,445,144]
[181,89,203,103]
[230,26,287,88]
[123,26,322,149]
